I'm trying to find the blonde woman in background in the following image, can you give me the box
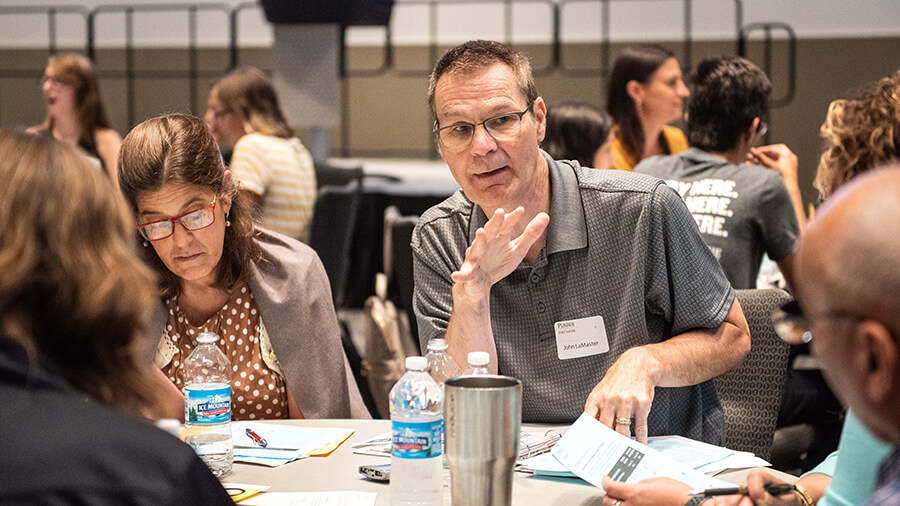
[205,67,317,243]
[30,53,122,183]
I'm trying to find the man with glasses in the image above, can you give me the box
[787,166,900,504]
[636,56,804,290]
[412,40,750,444]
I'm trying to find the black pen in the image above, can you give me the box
[689,483,797,497]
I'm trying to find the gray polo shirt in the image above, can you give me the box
[412,152,734,444]
[635,148,800,289]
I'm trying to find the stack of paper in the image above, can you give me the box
[232,422,354,467]
[517,413,770,491]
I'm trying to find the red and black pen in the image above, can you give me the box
[245,428,268,448]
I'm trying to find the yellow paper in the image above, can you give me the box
[307,430,354,456]
[231,489,264,503]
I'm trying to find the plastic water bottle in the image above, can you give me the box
[462,351,490,376]
[389,356,443,506]
[183,331,233,477]
[425,338,462,384]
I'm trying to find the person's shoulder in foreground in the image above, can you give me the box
[0,334,234,506]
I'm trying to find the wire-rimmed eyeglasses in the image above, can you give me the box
[771,300,878,346]
[433,101,534,150]
[137,196,217,241]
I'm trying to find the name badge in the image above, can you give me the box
[555,315,609,360]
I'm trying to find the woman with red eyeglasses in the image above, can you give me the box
[118,113,368,422]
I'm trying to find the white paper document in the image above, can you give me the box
[232,422,353,466]
[240,491,376,506]
[550,413,731,491]
[647,436,770,475]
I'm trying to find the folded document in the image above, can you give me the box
[231,422,354,467]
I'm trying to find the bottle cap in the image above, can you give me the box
[197,332,219,344]
[405,356,428,371]
[426,338,449,351]
[467,351,490,366]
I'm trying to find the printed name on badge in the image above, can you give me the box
[555,315,609,360]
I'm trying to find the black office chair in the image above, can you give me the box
[309,180,361,309]
[715,288,792,460]
[314,161,364,190]
[383,205,420,346]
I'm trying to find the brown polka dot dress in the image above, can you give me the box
[160,282,289,420]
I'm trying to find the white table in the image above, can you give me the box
[226,419,795,505]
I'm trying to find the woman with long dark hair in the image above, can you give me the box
[606,44,690,171]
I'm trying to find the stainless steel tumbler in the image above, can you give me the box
[444,375,522,506]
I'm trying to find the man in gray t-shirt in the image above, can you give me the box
[636,56,804,289]
[413,40,751,444]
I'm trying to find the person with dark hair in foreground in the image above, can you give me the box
[413,40,749,443]
[0,129,234,505]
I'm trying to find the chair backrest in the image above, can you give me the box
[715,288,792,460]
[314,162,364,190]
[383,205,420,345]
[308,180,361,308]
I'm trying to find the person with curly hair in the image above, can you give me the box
[814,70,900,200]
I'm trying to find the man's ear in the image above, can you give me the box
[739,117,761,149]
[855,320,899,405]
[533,97,547,143]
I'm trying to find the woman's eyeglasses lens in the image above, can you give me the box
[771,300,812,345]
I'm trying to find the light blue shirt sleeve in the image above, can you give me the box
[802,411,892,506]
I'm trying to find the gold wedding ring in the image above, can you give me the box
[615,417,632,426]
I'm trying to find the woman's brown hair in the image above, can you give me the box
[210,67,293,139]
[0,129,160,414]
[38,53,113,145]
[606,44,677,163]
[117,113,260,298]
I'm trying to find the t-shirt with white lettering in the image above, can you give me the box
[635,148,800,289]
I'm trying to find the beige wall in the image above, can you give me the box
[2,37,898,206]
